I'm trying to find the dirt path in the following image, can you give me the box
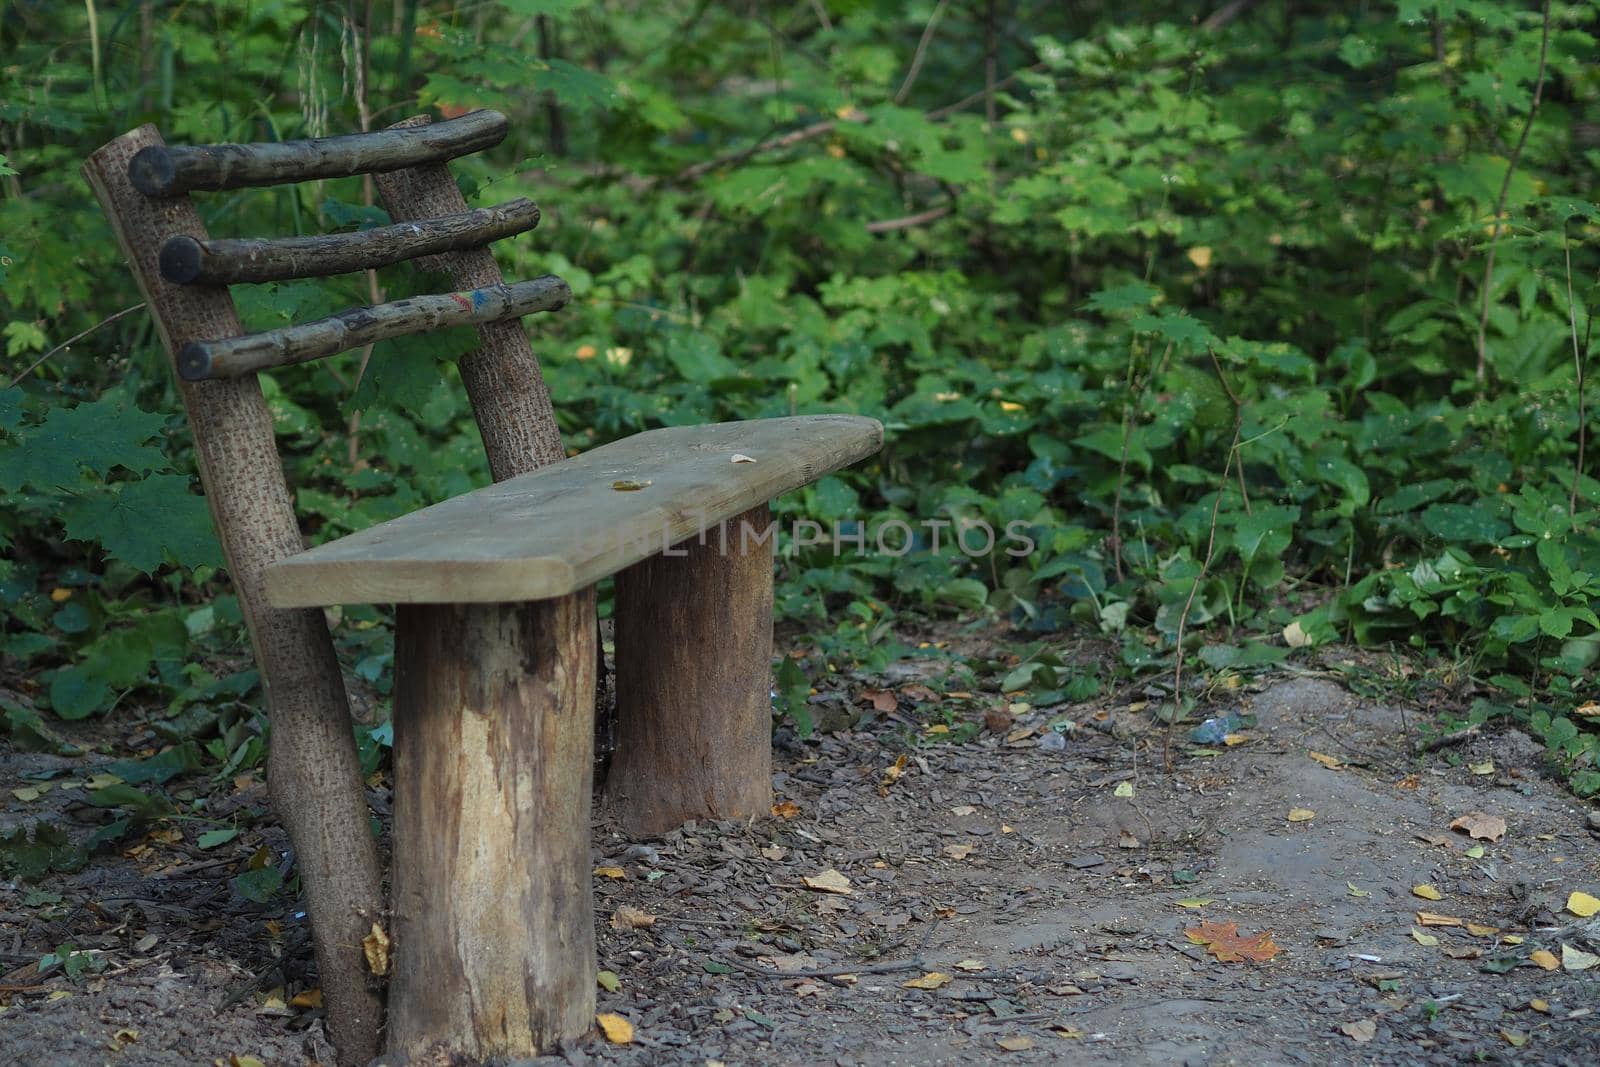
[3,675,1599,1065]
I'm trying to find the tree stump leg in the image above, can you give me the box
[608,504,775,836]
[388,592,597,1061]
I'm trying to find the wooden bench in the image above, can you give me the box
[84,111,881,1066]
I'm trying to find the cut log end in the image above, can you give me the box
[175,342,213,381]
[126,145,178,197]
[158,235,205,285]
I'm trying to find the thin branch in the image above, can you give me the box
[864,203,952,233]
[1200,0,1254,32]
[1568,236,1592,515]
[6,303,145,388]
[895,0,949,105]
[1475,0,1551,386]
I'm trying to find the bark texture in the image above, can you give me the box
[372,115,566,479]
[83,126,385,1067]
[388,594,598,1060]
[127,109,506,196]
[178,275,570,380]
[158,198,541,285]
[609,504,776,835]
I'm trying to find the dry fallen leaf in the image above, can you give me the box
[803,868,853,895]
[793,980,825,997]
[1412,884,1443,901]
[1287,808,1316,823]
[880,754,909,791]
[760,843,788,861]
[997,1036,1034,1051]
[288,988,323,1009]
[1449,812,1507,842]
[596,970,621,992]
[1411,928,1439,947]
[1308,751,1344,769]
[1184,921,1281,963]
[902,972,953,990]
[856,688,898,713]
[1530,998,1551,1014]
[1347,882,1370,898]
[610,905,656,930]
[1466,922,1499,937]
[1575,701,1600,719]
[1416,912,1464,927]
[1113,781,1135,798]
[950,804,977,816]
[1469,760,1495,776]
[1562,944,1600,971]
[1175,897,1213,908]
[1565,891,1600,918]
[594,865,627,880]
[610,479,652,491]
[1339,1018,1377,1043]
[730,453,756,464]
[362,923,390,977]
[944,843,976,861]
[596,1012,634,1044]
[1530,949,1560,971]
[770,800,801,820]
[984,706,1014,733]
[1283,620,1314,648]
[953,959,986,972]
[1500,1029,1529,1048]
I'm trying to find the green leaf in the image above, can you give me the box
[233,866,283,903]
[0,393,168,492]
[48,667,111,720]
[61,474,223,573]
[197,827,240,850]
[774,657,813,739]
[1083,282,1160,314]
[106,741,203,785]
[1420,503,1508,546]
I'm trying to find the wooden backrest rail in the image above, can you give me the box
[128,109,507,197]
[158,198,541,285]
[178,276,571,380]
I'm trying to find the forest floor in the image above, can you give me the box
[2,638,1600,1067]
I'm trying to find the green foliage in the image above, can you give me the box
[2,1,1598,790]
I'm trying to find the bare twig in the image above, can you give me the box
[864,203,953,233]
[895,0,950,105]
[1475,0,1551,386]
[1201,0,1254,32]
[1568,236,1588,515]
[6,303,146,388]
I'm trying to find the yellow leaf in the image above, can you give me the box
[1468,760,1494,776]
[770,800,801,819]
[610,479,652,491]
[1466,923,1499,937]
[50,587,73,602]
[1113,781,1134,798]
[1283,620,1314,647]
[953,959,986,972]
[997,1035,1034,1051]
[1411,928,1438,947]
[1186,246,1213,270]
[362,923,390,977]
[1174,897,1213,908]
[1465,845,1485,859]
[1530,998,1550,1013]
[925,723,950,734]
[232,1057,269,1067]
[12,784,47,802]
[574,343,598,361]
[289,988,322,1009]
[1347,882,1370,898]
[998,400,1024,413]
[1223,733,1249,746]
[1412,884,1443,901]
[903,972,953,990]
[596,1012,634,1044]
[1501,935,1524,945]
[802,868,853,895]
[1308,751,1344,769]
[594,865,627,879]
[1500,1029,1528,1048]
[1009,127,1030,145]
[1565,891,1600,918]
[1287,808,1315,822]
[1529,949,1560,971]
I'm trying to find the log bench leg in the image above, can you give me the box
[608,504,775,836]
[388,591,597,1061]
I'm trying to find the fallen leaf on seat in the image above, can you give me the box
[802,868,852,894]
[610,479,651,491]
[1184,920,1280,962]
[596,1012,634,1043]
[610,905,656,930]
[902,971,952,989]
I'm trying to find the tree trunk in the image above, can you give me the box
[609,505,775,835]
[388,593,597,1060]
[83,126,385,1067]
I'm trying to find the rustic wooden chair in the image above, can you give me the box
[84,111,881,1065]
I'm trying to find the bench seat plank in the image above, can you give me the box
[265,415,882,607]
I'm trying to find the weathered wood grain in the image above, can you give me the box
[388,592,597,1059]
[264,416,883,607]
[158,198,541,285]
[176,275,570,380]
[84,126,384,1067]
[609,503,774,835]
[127,109,506,197]
[372,114,567,479]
